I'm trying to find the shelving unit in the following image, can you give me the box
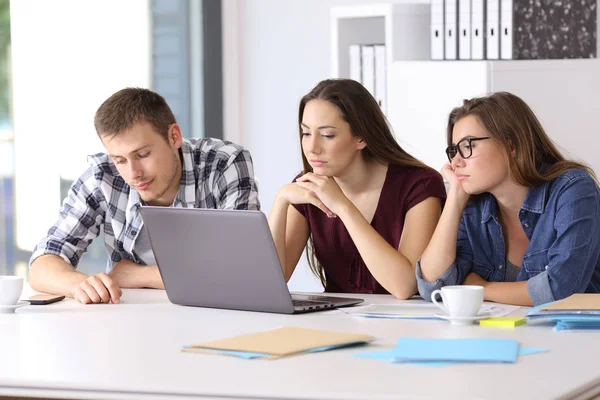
[331,3,430,78]
[330,3,600,174]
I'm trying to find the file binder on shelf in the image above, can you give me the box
[444,0,458,60]
[471,0,485,60]
[486,0,500,59]
[500,0,513,59]
[458,0,471,60]
[349,45,361,82]
[430,0,445,60]
[502,0,596,59]
[360,45,376,97]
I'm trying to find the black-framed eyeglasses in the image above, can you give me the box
[445,137,491,162]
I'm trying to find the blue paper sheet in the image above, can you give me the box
[555,322,600,331]
[354,346,548,366]
[549,316,600,322]
[353,349,452,366]
[392,338,519,363]
[201,348,268,359]
[518,347,549,356]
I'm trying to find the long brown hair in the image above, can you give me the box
[298,78,432,287]
[447,91,596,187]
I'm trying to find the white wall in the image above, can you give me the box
[491,59,600,175]
[223,0,600,291]
[11,0,151,251]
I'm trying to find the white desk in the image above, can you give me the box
[1,289,599,400]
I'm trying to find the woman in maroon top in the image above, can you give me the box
[268,79,446,298]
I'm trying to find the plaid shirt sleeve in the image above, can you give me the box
[29,166,106,268]
[213,148,260,211]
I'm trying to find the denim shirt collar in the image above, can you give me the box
[520,180,549,214]
[480,180,550,224]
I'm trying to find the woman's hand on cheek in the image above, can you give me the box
[441,163,469,202]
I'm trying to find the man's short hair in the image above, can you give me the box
[94,88,176,141]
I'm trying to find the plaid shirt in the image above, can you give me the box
[30,138,260,270]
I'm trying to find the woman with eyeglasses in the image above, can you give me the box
[268,79,446,299]
[417,91,600,306]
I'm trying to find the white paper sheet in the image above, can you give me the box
[344,302,520,319]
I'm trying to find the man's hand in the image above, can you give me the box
[71,273,122,304]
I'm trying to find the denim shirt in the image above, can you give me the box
[417,169,600,306]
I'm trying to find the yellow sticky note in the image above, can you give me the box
[479,317,526,328]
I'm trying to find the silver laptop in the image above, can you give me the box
[139,206,364,314]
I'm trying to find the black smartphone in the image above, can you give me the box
[27,294,65,305]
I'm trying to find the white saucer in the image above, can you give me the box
[435,313,491,326]
[0,301,28,314]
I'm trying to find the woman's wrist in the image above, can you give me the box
[274,190,291,208]
[446,188,469,210]
[335,200,359,222]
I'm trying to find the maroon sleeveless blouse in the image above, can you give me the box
[293,165,446,294]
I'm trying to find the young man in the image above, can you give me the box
[29,88,260,304]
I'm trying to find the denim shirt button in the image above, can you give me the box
[498,265,503,269]
[524,223,529,228]
[545,265,549,270]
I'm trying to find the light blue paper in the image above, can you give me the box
[353,350,452,366]
[549,316,600,322]
[517,347,549,356]
[199,348,269,359]
[548,315,600,331]
[525,301,556,314]
[354,346,548,366]
[392,338,519,363]
[555,322,600,331]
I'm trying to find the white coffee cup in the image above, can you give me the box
[0,276,24,306]
[430,285,484,318]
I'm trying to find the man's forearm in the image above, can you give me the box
[29,255,88,297]
[109,260,164,289]
[143,266,165,289]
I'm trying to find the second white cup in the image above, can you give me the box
[430,285,484,318]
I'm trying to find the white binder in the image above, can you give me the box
[360,45,376,97]
[349,45,361,82]
[500,0,513,59]
[430,0,445,60]
[444,0,458,60]
[374,45,386,113]
[471,0,485,59]
[458,0,471,59]
[486,0,500,59]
